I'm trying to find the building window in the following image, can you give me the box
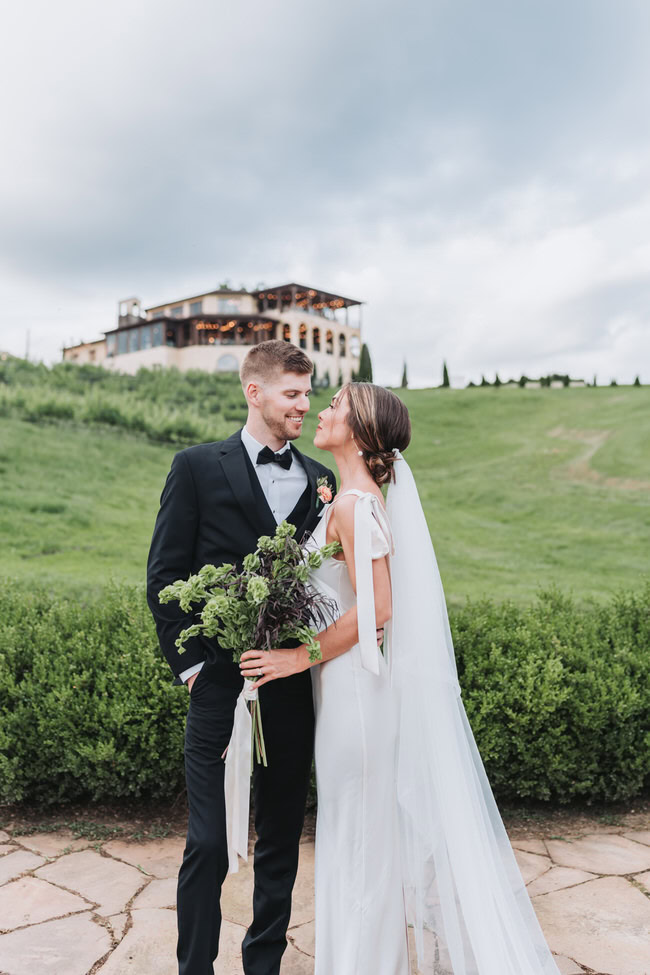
[217,354,239,372]
[170,306,184,318]
[339,333,346,357]
[118,331,128,355]
[313,327,321,352]
[189,300,203,315]
[326,330,334,354]
[299,323,307,349]
[141,325,152,350]
[166,328,177,347]
[283,323,291,342]
[217,298,240,314]
[152,323,163,347]
[128,329,140,353]
[106,334,117,357]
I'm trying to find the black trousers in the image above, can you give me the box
[177,667,315,975]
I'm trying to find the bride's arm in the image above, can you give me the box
[240,495,391,686]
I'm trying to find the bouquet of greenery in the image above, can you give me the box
[158,520,342,765]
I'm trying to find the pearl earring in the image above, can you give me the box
[358,450,363,456]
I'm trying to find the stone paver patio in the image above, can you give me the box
[0,824,649,974]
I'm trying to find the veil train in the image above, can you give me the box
[385,450,560,975]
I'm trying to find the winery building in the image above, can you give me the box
[63,283,363,383]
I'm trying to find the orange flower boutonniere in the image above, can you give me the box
[316,476,333,507]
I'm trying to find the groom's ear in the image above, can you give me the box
[244,379,262,407]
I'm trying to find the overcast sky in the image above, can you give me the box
[2,0,649,386]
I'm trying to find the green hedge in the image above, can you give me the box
[0,582,648,805]
[452,586,650,802]
[0,584,186,804]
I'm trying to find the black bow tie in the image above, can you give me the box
[256,445,293,470]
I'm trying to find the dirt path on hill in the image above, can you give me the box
[547,425,650,491]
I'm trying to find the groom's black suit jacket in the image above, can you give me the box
[146,428,337,686]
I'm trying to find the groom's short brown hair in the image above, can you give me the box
[240,340,313,387]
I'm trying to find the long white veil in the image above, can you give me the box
[385,450,560,975]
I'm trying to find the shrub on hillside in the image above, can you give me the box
[23,398,76,423]
[82,399,132,429]
[0,359,247,445]
[0,381,231,446]
[0,582,648,807]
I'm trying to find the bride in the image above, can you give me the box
[240,381,561,975]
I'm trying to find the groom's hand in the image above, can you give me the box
[376,627,384,647]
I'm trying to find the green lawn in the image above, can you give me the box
[2,384,649,604]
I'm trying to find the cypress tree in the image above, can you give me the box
[633,375,641,386]
[494,372,502,387]
[401,361,408,388]
[442,360,450,387]
[357,344,373,382]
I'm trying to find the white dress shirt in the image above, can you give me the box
[179,426,309,683]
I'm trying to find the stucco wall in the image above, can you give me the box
[62,342,107,366]
[103,337,358,384]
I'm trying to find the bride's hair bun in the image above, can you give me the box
[344,383,411,487]
[365,448,399,486]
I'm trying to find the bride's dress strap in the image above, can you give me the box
[338,490,394,675]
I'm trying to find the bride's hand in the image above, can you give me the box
[239,646,310,688]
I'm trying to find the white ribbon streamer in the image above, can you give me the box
[224,678,258,873]
[354,493,381,675]
[350,491,394,675]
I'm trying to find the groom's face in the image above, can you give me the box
[257,370,312,442]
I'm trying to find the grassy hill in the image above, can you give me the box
[1,359,649,603]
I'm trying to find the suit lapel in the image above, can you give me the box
[219,430,277,539]
[289,444,320,538]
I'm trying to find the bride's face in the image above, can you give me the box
[314,388,352,451]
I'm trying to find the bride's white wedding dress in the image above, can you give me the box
[303,466,562,975]
[304,488,409,974]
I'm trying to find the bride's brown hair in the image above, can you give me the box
[342,382,411,486]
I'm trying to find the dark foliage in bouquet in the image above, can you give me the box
[159,520,342,665]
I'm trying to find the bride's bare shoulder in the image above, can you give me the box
[329,488,384,534]
[334,487,384,505]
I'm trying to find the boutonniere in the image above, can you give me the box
[316,476,333,508]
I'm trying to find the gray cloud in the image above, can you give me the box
[1,0,649,382]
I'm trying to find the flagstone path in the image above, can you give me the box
[0,824,649,974]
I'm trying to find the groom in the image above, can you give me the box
[146,340,337,975]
